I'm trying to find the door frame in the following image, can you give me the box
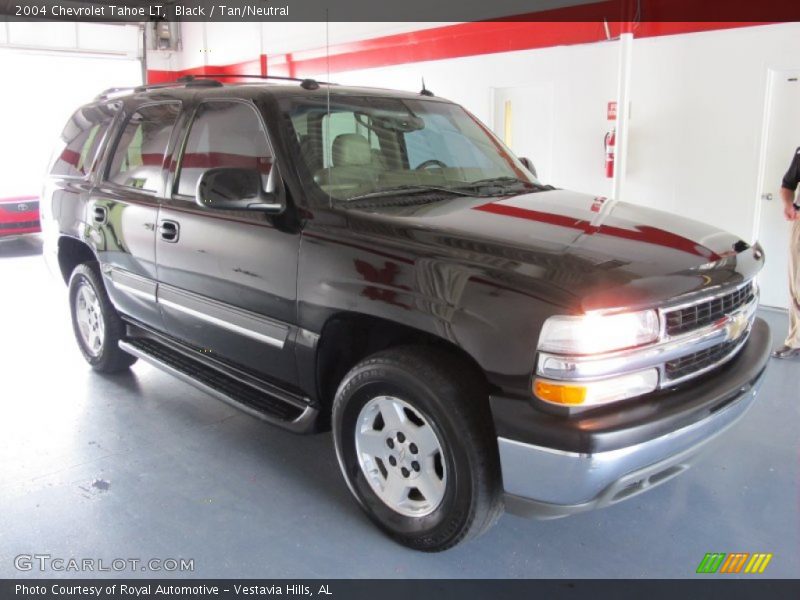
[753,67,800,244]
[752,68,779,245]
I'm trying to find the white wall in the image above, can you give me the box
[627,23,800,241]
[207,22,261,66]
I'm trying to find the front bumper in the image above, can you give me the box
[0,220,41,237]
[494,317,771,518]
[0,204,41,237]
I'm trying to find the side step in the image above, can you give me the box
[119,338,318,433]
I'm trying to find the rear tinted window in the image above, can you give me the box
[107,103,181,192]
[49,103,119,178]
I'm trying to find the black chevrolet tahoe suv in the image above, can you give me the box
[42,76,771,551]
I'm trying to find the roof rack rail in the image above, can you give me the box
[94,78,222,101]
[94,72,329,102]
[94,86,137,100]
[133,79,222,93]
[177,74,332,91]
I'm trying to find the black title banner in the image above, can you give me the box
[0,0,798,22]
[2,579,800,600]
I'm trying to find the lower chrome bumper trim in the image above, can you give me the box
[498,366,764,513]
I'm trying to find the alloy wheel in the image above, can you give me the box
[75,283,104,357]
[355,395,447,517]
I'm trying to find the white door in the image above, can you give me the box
[756,69,800,309]
[492,83,554,182]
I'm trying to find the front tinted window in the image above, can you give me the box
[285,95,535,201]
[107,103,180,192]
[176,101,273,198]
[49,103,119,178]
[404,113,494,170]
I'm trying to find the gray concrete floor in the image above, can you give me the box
[0,234,797,579]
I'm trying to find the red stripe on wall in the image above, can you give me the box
[267,22,609,78]
[146,21,772,84]
[265,20,771,78]
[148,58,263,84]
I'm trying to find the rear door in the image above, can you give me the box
[155,98,301,386]
[90,101,183,330]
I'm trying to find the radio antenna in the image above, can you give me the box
[420,77,434,97]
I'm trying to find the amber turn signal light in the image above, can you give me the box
[533,379,587,405]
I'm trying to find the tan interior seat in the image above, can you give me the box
[315,133,379,189]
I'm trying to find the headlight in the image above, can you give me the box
[538,309,660,355]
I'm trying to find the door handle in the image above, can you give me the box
[762,193,773,201]
[92,206,107,225]
[158,220,180,243]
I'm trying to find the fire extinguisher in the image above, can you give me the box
[604,128,616,179]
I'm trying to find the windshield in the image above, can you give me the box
[284,94,539,202]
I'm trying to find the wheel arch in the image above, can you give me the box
[314,311,494,424]
[57,236,98,284]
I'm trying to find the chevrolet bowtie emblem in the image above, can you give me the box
[725,312,749,341]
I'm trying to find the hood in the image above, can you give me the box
[0,195,38,206]
[345,189,763,312]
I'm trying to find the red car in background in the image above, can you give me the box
[0,196,40,238]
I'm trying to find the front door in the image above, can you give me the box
[757,69,800,309]
[155,98,301,386]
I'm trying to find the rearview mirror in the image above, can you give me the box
[519,157,537,179]
[196,166,284,213]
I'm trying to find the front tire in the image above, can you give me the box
[332,346,503,551]
[68,262,137,373]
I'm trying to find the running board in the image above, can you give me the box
[119,338,318,433]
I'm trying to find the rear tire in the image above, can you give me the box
[68,262,137,374]
[332,346,503,551]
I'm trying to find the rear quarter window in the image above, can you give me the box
[49,103,120,178]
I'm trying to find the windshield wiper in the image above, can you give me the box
[346,184,478,202]
[455,177,553,192]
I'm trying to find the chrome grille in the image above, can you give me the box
[664,339,741,381]
[664,282,754,337]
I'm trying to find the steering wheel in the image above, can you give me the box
[415,159,448,170]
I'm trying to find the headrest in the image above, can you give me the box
[332,134,372,167]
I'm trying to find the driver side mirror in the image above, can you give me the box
[519,157,537,179]
[196,166,284,213]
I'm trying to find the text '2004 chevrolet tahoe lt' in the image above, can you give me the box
[41,76,771,551]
